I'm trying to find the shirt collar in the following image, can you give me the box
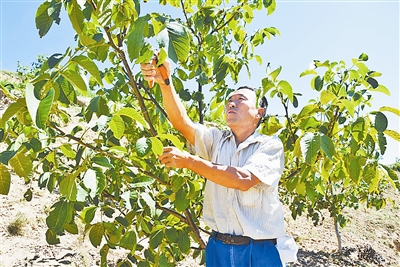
[223,130,264,149]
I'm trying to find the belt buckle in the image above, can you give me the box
[222,234,235,245]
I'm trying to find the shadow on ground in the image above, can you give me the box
[289,245,388,267]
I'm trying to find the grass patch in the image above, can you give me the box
[7,212,28,236]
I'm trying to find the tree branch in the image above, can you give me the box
[211,4,244,35]
[48,122,168,185]
[137,79,169,119]
[103,26,157,136]
[184,209,206,249]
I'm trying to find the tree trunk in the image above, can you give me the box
[334,216,342,252]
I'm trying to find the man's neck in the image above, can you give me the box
[231,127,256,146]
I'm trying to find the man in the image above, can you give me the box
[140,60,289,267]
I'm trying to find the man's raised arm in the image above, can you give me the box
[140,60,196,145]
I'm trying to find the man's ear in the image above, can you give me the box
[257,107,265,118]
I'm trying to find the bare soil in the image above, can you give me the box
[1,176,399,267]
[1,72,399,266]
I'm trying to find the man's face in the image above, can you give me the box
[225,89,261,129]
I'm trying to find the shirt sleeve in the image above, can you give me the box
[244,135,284,190]
[193,123,221,161]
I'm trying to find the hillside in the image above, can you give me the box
[1,171,399,266]
[1,71,399,266]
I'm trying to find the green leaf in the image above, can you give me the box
[157,19,190,63]
[380,164,399,190]
[115,216,129,227]
[83,169,100,198]
[299,69,317,77]
[371,85,390,96]
[100,244,109,266]
[157,133,184,150]
[165,228,178,242]
[349,157,361,184]
[380,106,400,116]
[179,88,191,101]
[348,69,359,81]
[172,176,184,193]
[0,164,11,195]
[384,129,400,142]
[45,229,60,245]
[71,55,103,86]
[339,99,355,117]
[93,156,113,168]
[377,132,387,155]
[320,90,336,105]
[351,117,365,142]
[178,231,191,253]
[116,107,148,127]
[48,53,64,69]
[24,188,33,201]
[150,137,164,156]
[0,98,26,128]
[67,0,84,34]
[64,221,79,234]
[61,69,87,94]
[300,133,320,165]
[136,137,152,157]
[175,188,190,211]
[213,56,229,83]
[81,206,98,224]
[296,181,307,196]
[277,80,293,102]
[311,76,324,91]
[9,152,32,180]
[130,176,155,188]
[88,96,110,117]
[268,66,282,82]
[320,135,336,161]
[35,1,52,38]
[141,192,155,216]
[371,111,388,132]
[25,83,40,127]
[109,115,125,139]
[36,89,54,129]
[60,144,77,159]
[149,230,163,249]
[127,15,149,62]
[366,77,379,89]
[120,231,137,252]
[261,0,276,14]
[57,75,77,104]
[46,200,73,234]
[60,175,77,201]
[299,117,319,130]
[89,223,105,248]
[362,164,376,184]
[358,53,369,61]
[297,104,320,120]
[356,62,369,77]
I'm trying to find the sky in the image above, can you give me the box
[0,0,399,164]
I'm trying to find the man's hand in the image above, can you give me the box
[158,146,191,169]
[140,59,171,87]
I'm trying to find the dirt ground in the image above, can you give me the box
[1,174,399,267]
[1,73,399,266]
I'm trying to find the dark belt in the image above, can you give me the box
[213,231,277,246]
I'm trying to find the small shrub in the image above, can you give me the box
[7,212,27,236]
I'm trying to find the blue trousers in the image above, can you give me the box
[205,234,283,267]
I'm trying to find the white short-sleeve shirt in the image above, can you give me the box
[194,123,286,239]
